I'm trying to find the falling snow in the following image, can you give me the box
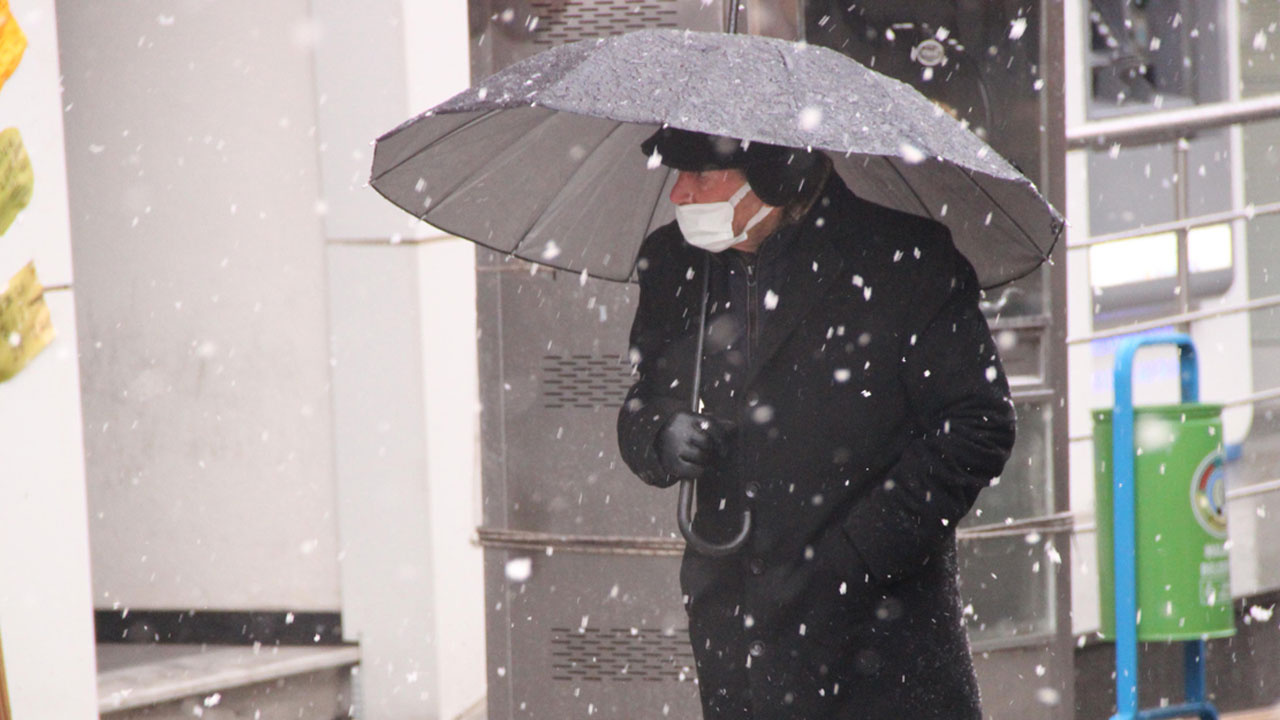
[505,557,533,582]
[799,106,824,131]
[898,143,926,164]
[1009,18,1028,40]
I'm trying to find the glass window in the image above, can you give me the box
[960,402,1057,645]
[963,402,1054,527]
[1086,0,1225,117]
[1235,0,1280,602]
[960,535,1056,645]
[1088,223,1233,288]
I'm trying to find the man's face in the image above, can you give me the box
[669,168,771,241]
[668,168,748,206]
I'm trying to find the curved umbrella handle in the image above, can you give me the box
[678,478,752,556]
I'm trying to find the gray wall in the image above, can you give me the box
[57,0,487,716]
[59,0,342,610]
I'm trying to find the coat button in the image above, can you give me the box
[749,641,766,658]
[749,558,764,575]
[744,482,761,499]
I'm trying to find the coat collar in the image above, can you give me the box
[738,178,850,390]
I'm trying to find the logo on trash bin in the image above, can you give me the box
[1190,451,1227,538]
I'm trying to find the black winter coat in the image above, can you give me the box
[617,174,1016,720]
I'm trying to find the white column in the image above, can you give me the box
[401,5,485,715]
[0,1,98,717]
[1062,0,1102,637]
[417,238,484,720]
[314,0,483,717]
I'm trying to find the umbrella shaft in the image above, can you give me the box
[677,252,752,557]
[691,253,710,413]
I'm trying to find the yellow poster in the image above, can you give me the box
[0,0,25,94]
[0,127,32,235]
[0,627,9,720]
[0,262,54,383]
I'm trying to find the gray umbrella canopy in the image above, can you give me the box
[371,29,1061,287]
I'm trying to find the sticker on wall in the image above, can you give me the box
[0,0,25,94]
[0,261,54,383]
[0,627,10,720]
[0,627,9,720]
[1190,449,1228,538]
[0,127,32,235]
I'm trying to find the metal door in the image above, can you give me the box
[470,4,725,718]
[797,2,1072,717]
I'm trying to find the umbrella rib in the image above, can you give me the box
[371,108,505,184]
[618,164,671,283]
[957,164,1050,259]
[507,119,631,259]
[421,109,566,221]
[880,156,936,220]
[638,162,672,257]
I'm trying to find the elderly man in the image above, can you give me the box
[617,128,1016,720]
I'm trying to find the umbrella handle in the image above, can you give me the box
[677,252,751,557]
[678,478,752,556]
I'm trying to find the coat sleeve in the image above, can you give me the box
[839,228,1016,583]
[616,230,689,488]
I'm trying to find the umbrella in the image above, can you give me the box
[370,28,1061,287]
[370,28,1062,555]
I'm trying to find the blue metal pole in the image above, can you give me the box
[1177,342,1199,405]
[1110,333,1198,720]
[1184,640,1206,704]
[1112,338,1141,720]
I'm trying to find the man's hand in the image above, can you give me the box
[655,411,732,479]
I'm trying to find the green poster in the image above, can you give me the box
[0,127,32,235]
[0,262,54,383]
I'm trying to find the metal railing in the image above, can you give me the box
[475,510,1080,557]
[1062,93,1280,525]
[1065,92,1280,397]
[1068,96,1280,334]
[1066,93,1280,150]
[1066,292,1280,345]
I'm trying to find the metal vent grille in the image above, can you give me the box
[541,354,634,409]
[530,0,681,46]
[550,627,696,682]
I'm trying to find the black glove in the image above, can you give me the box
[655,411,732,480]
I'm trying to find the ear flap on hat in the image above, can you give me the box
[744,149,830,207]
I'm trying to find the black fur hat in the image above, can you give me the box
[640,128,828,207]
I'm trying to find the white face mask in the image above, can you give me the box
[675,181,775,253]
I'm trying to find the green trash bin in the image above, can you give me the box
[1094,403,1234,641]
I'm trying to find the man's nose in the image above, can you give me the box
[669,172,696,205]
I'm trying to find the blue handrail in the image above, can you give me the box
[1109,332,1218,720]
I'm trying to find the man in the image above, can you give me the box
[617,128,1016,720]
